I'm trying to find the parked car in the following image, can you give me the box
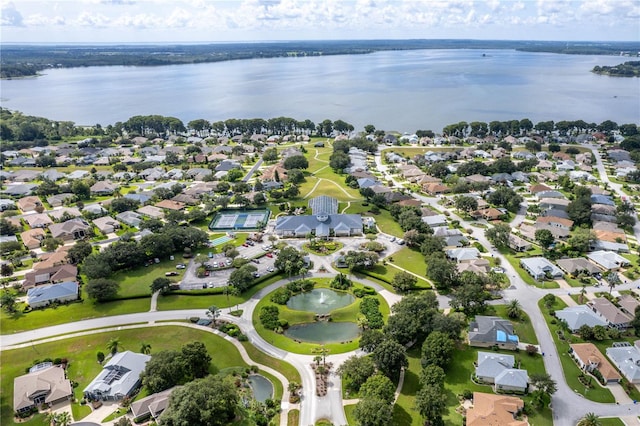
[213,262,218,268]
[204,270,210,277]
[176,264,186,269]
[266,253,273,258]
[165,271,179,276]
[252,259,260,264]
[253,272,261,278]
[267,267,274,272]
[208,252,213,258]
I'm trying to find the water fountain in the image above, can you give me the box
[284,288,359,343]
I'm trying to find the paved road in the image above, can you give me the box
[243,158,264,182]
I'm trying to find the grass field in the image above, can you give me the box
[600,418,626,426]
[391,349,423,426]
[385,247,432,288]
[156,274,284,311]
[113,258,185,298]
[0,326,249,426]
[0,296,150,334]
[252,279,389,355]
[345,202,404,237]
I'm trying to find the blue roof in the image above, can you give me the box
[496,330,506,342]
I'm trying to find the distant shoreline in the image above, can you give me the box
[2,39,639,79]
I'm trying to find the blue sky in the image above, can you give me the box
[1,0,639,43]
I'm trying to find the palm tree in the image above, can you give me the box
[140,343,151,355]
[579,285,587,304]
[106,337,121,355]
[506,299,522,319]
[577,412,602,426]
[207,305,220,326]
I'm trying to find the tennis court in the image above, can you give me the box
[209,235,233,247]
[209,209,270,231]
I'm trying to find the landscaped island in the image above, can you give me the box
[592,61,640,77]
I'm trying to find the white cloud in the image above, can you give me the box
[24,13,66,26]
[75,10,112,27]
[1,1,24,26]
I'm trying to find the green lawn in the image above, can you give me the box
[538,297,616,403]
[156,274,284,311]
[1,296,150,334]
[0,326,248,426]
[240,342,301,385]
[600,418,626,426]
[287,409,300,426]
[252,279,389,355]
[501,250,560,289]
[488,305,539,345]
[113,258,185,298]
[345,202,404,237]
[391,349,423,426]
[343,404,357,426]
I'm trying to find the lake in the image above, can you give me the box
[1,49,638,132]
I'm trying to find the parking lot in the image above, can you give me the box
[179,243,277,290]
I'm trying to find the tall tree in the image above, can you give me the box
[160,375,239,426]
[372,339,408,379]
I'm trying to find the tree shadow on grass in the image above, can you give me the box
[391,404,413,426]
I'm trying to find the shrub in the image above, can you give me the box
[525,345,538,356]
[278,319,289,328]
[462,389,473,400]
[362,286,376,295]
[353,288,364,298]
[259,306,280,330]
[270,287,292,305]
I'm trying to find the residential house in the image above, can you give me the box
[125,192,152,205]
[569,343,621,383]
[262,163,288,182]
[529,184,552,194]
[458,258,490,275]
[508,234,531,252]
[49,207,82,222]
[446,247,481,263]
[34,249,71,270]
[588,298,633,329]
[472,208,504,221]
[20,229,46,250]
[40,170,66,181]
[468,316,519,350]
[0,199,16,211]
[155,199,185,211]
[23,264,78,290]
[520,257,563,280]
[606,342,640,384]
[475,352,529,393]
[47,193,75,207]
[421,214,448,228]
[84,204,108,217]
[556,258,602,276]
[13,365,73,414]
[24,213,53,229]
[535,216,573,230]
[66,170,89,180]
[49,219,90,241]
[591,194,615,206]
[466,393,526,426]
[555,305,608,333]
[618,295,640,317]
[93,216,122,234]
[27,281,79,308]
[116,211,143,228]
[130,387,176,422]
[83,351,151,401]
[137,205,164,219]
[16,196,43,213]
[536,190,565,199]
[422,182,449,195]
[587,251,630,271]
[11,170,40,182]
[90,180,118,196]
[433,227,468,247]
[538,198,570,211]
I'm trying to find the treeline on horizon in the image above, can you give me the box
[2,39,639,78]
[1,108,638,151]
